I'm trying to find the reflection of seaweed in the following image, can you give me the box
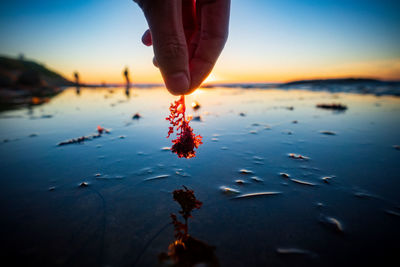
[171,186,202,239]
[159,186,219,267]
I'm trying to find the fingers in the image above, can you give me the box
[141,30,159,67]
[189,0,230,91]
[140,0,190,95]
[141,29,152,46]
[182,0,197,45]
[152,56,159,67]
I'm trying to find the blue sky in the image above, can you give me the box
[1,0,399,83]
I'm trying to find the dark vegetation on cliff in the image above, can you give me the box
[0,55,72,108]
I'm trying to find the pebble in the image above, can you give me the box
[235,179,245,185]
[279,172,290,178]
[192,115,202,121]
[322,176,334,183]
[79,182,89,188]
[320,130,336,135]
[132,113,142,119]
[191,101,201,110]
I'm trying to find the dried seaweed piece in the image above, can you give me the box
[166,96,203,158]
[316,103,347,110]
[288,153,309,160]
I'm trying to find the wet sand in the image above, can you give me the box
[0,87,399,266]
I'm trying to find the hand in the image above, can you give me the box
[134,0,230,95]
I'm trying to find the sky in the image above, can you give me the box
[0,0,399,84]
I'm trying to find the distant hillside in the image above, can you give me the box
[280,78,400,96]
[0,56,74,107]
[0,55,72,88]
[282,78,397,86]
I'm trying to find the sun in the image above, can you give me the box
[203,72,220,84]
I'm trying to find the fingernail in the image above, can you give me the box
[164,72,189,95]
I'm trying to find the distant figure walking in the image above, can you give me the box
[123,67,131,96]
[74,71,80,95]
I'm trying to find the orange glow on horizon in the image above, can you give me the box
[58,57,400,84]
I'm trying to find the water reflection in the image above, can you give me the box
[0,87,399,266]
[74,71,80,95]
[159,186,219,267]
[123,67,131,97]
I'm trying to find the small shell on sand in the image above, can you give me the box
[239,169,254,175]
[220,186,240,194]
[144,174,170,181]
[279,172,290,178]
[319,215,344,233]
[235,179,245,185]
[385,209,400,217]
[250,176,263,182]
[291,178,316,186]
[233,191,281,199]
[322,176,334,183]
[276,248,316,257]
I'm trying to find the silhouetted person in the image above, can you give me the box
[74,71,80,95]
[134,0,230,95]
[123,67,131,96]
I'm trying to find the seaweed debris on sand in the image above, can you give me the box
[316,103,347,110]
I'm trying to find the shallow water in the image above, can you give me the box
[0,87,399,266]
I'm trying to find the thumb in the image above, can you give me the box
[139,0,190,95]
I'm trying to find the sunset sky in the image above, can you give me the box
[1,0,399,84]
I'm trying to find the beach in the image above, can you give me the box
[0,86,399,266]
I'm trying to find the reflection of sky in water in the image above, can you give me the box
[0,87,399,266]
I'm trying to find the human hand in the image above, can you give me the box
[134,0,230,95]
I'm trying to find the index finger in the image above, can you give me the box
[138,0,191,95]
[188,0,230,91]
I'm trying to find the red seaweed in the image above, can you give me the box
[166,96,202,158]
